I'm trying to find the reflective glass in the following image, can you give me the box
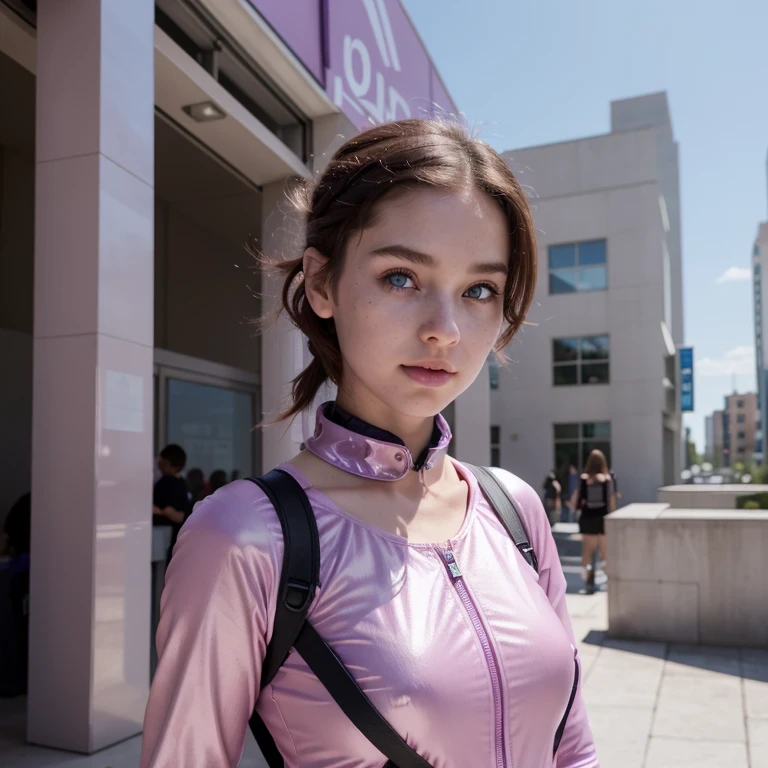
[549,244,577,269]
[550,269,578,294]
[576,266,608,291]
[553,338,580,362]
[554,423,579,440]
[555,443,580,474]
[580,335,609,360]
[167,378,253,480]
[554,364,578,386]
[581,362,609,384]
[577,240,607,266]
[582,422,611,439]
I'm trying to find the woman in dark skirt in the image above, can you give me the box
[574,450,616,592]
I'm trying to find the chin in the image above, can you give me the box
[379,385,462,419]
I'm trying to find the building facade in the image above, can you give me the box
[705,395,760,468]
[0,0,488,755]
[492,92,684,503]
[722,393,760,467]
[753,221,768,463]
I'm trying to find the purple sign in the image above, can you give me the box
[248,0,457,130]
[246,0,324,83]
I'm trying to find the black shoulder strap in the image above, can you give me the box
[245,470,433,768]
[247,470,321,688]
[466,465,539,573]
[245,469,320,768]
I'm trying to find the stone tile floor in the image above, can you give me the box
[2,577,766,767]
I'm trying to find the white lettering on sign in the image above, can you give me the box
[333,0,411,124]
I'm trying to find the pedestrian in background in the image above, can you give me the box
[153,444,190,562]
[575,450,616,593]
[564,464,580,523]
[542,470,561,527]
[185,468,206,506]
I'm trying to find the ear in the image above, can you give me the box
[303,247,334,319]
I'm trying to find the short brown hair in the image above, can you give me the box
[269,118,537,420]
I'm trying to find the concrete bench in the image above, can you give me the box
[605,504,768,648]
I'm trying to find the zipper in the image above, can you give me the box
[552,647,580,756]
[437,546,507,768]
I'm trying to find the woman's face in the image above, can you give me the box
[305,185,510,420]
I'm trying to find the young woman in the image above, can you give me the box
[573,450,616,593]
[140,119,598,768]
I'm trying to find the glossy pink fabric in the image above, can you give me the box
[141,462,598,768]
[304,403,452,480]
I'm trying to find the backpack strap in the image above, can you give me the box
[245,470,434,768]
[466,465,539,573]
[245,469,320,767]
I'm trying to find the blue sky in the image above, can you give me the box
[403,0,768,451]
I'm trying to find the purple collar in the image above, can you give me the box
[304,402,452,482]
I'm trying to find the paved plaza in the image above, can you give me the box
[2,568,767,767]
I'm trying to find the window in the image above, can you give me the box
[553,422,611,473]
[738,414,746,424]
[549,240,607,294]
[553,335,609,386]
[738,400,745,408]
[489,366,499,390]
[491,425,501,467]
[738,447,746,454]
[738,431,746,439]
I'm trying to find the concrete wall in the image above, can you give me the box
[658,484,768,509]
[494,127,672,502]
[606,504,768,647]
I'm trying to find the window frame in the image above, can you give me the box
[552,334,610,387]
[553,421,612,473]
[548,239,608,295]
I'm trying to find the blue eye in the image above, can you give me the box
[387,272,414,289]
[465,284,495,301]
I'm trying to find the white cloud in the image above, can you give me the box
[715,266,751,284]
[696,346,755,377]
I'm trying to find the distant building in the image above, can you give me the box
[704,415,714,461]
[493,92,683,503]
[712,393,760,467]
[753,221,768,464]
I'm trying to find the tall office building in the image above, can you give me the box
[752,146,768,462]
[494,93,684,503]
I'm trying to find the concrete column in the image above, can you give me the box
[452,361,491,466]
[260,180,306,470]
[28,0,154,753]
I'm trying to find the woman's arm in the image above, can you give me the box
[140,481,279,767]
[494,471,600,768]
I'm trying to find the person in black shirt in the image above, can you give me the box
[153,445,190,560]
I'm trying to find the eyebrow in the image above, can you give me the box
[370,244,509,276]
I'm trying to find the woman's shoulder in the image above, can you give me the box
[481,468,550,533]
[178,478,284,567]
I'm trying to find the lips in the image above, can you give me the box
[401,363,457,387]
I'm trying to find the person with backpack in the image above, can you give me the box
[140,119,598,768]
[574,450,616,593]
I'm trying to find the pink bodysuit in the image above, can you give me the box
[141,404,598,768]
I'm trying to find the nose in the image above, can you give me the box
[418,296,460,348]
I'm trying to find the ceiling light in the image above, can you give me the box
[182,101,227,123]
